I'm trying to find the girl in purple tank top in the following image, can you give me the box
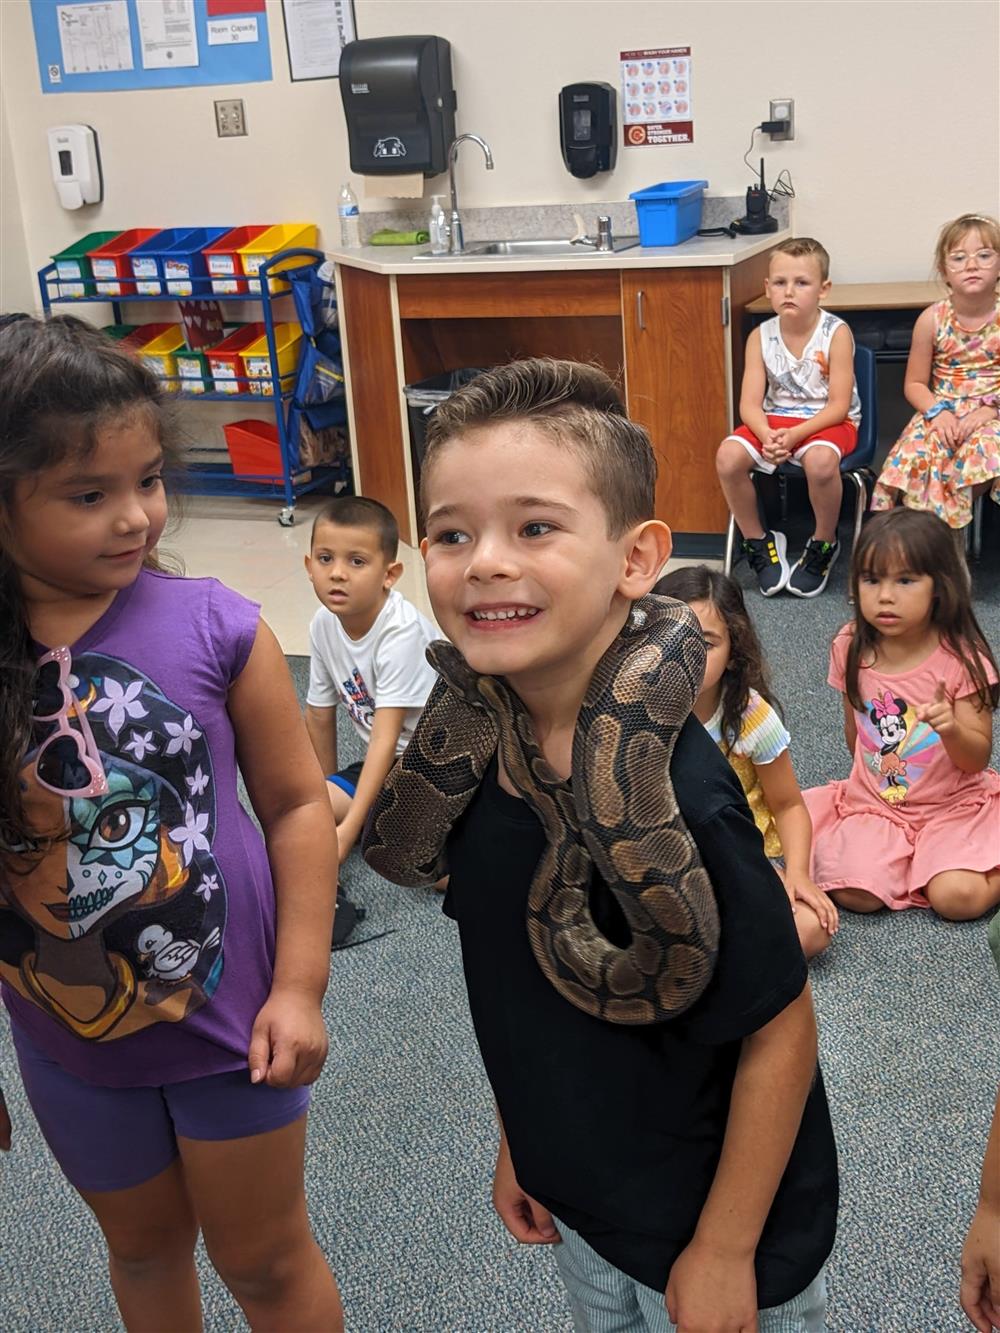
[0,315,344,1330]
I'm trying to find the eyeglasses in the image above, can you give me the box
[31,646,109,798]
[944,248,998,269]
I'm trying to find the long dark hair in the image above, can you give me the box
[0,314,181,859]
[845,509,999,711]
[653,565,779,751]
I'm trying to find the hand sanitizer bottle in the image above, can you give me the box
[429,195,448,254]
[338,183,360,248]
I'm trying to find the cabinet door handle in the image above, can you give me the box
[636,288,646,331]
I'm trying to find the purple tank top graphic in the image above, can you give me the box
[1,570,276,1087]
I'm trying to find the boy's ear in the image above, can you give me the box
[383,559,404,589]
[303,552,312,575]
[820,276,832,298]
[420,537,428,561]
[619,519,673,598]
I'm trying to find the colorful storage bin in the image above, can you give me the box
[203,225,271,295]
[87,229,160,295]
[102,323,137,342]
[224,419,283,476]
[207,323,266,393]
[51,232,121,298]
[121,323,175,351]
[138,325,186,391]
[240,324,303,396]
[238,224,318,294]
[629,181,708,247]
[129,227,232,297]
[175,347,213,394]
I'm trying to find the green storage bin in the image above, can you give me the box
[103,324,137,342]
[51,231,121,297]
[175,346,213,395]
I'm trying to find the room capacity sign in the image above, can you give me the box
[620,46,693,146]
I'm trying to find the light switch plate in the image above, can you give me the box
[214,99,247,137]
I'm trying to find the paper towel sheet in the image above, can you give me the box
[362,173,424,199]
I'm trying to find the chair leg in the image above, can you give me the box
[972,493,984,561]
[724,514,738,576]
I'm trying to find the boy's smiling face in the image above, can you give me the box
[421,422,669,699]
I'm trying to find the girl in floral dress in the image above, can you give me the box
[872,213,1000,529]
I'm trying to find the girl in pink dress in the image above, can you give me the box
[803,509,1000,918]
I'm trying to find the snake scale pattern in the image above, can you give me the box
[362,594,720,1024]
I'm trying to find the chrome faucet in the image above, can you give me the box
[571,215,614,252]
[447,133,494,254]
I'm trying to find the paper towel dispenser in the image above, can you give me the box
[339,36,457,177]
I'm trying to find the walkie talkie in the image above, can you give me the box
[735,158,778,235]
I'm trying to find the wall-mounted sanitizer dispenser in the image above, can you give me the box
[47,125,103,209]
[339,36,456,176]
[559,83,617,178]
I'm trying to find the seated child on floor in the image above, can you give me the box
[303,497,438,867]
[872,212,1000,532]
[717,237,860,599]
[803,509,1000,920]
[655,565,837,959]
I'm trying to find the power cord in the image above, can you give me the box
[741,123,796,203]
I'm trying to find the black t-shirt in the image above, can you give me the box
[442,716,838,1307]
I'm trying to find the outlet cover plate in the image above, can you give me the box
[214,99,246,137]
[768,98,794,141]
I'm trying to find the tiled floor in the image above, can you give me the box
[170,494,715,656]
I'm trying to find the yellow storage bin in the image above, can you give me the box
[239,324,303,397]
[238,224,317,294]
[139,326,186,392]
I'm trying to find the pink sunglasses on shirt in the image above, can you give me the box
[31,646,109,799]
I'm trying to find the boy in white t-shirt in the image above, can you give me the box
[716,237,861,600]
[304,497,438,866]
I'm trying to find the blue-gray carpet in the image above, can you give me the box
[1,512,998,1332]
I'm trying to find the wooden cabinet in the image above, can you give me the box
[336,248,775,549]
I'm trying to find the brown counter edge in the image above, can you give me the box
[338,265,413,546]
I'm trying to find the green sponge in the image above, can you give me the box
[368,228,431,246]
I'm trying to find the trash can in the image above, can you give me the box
[404,368,486,511]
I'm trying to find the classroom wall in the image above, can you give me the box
[0,78,33,313]
[1,0,997,302]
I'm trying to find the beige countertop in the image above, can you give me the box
[326,228,790,276]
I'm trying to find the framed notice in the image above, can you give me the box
[282,0,356,81]
[620,46,693,146]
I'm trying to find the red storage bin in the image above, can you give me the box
[224,420,282,476]
[203,226,271,295]
[87,229,159,295]
[207,323,266,393]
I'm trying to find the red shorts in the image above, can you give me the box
[726,415,858,474]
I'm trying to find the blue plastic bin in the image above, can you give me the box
[629,180,708,247]
[129,227,231,295]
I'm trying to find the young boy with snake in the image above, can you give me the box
[362,359,838,1332]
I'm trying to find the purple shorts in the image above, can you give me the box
[12,1026,311,1194]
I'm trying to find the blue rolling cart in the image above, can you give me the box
[37,246,347,526]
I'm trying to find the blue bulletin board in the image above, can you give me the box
[31,0,272,94]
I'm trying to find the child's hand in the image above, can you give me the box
[666,1238,757,1331]
[928,409,960,447]
[784,871,839,935]
[961,1198,1000,1333]
[955,407,994,444]
[248,988,329,1088]
[915,681,956,737]
[493,1139,560,1245]
[0,1086,11,1151]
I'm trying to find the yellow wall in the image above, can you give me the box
[1,0,998,302]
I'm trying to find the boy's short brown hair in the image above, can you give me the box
[421,358,657,538]
[769,237,831,282]
[311,496,399,561]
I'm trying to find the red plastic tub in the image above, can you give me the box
[203,226,271,295]
[224,419,282,476]
[87,229,159,295]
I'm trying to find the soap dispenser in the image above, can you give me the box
[429,195,448,254]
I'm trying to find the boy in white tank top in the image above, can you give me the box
[717,238,861,598]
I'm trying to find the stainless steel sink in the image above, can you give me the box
[412,236,639,260]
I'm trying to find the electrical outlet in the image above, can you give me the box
[768,98,794,141]
[214,99,247,138]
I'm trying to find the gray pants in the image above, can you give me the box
[552,1219,828,1333]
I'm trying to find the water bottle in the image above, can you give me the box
[338,182,360,248]
[429,195,448,254]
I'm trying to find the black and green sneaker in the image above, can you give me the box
[788,538,840,598]
[740,529,790,596]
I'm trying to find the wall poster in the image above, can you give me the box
[620,46,693,146]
